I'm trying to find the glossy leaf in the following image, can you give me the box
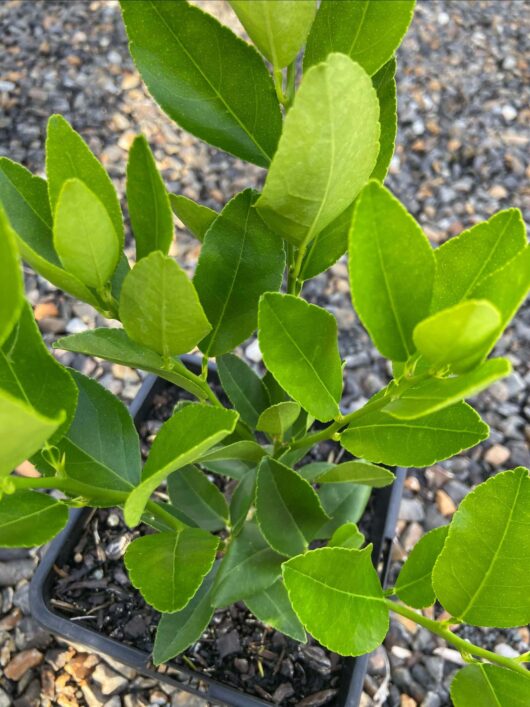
[349,181,435,361]
[303,0,415,76]
[217,354,270,428]
[395,526,448,608]
[170,194,217,242]
[125,529,219,613]
[328,523,365,550]
[0,206,23,346]
[451,664,530,707]
[296,461,334,483]
[197,441,266,467]
[194,190,284,356]
[0,491,68,547]
[259,293,343,422]
[283,547,388,655]
[256,458,329,556]
[300,202,355,281]
[256,402,301,439]
[245,579,307,643]
[432,468,530,627]
[120,251,211,358]
[341,402,489,467]
[126,135,173,260]
[256,53,380,246]
[120,0,281,167]
[167,465,229,532]
[317,461,395,487]
[317,483,371,538]
[230,468,257,535]
[371,58,397,181]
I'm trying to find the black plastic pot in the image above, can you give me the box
[30,364,405,707]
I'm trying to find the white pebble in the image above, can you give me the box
[437,12,450,26]
[495,642,519,658]
[245,339,262,363]
[65,317,88,334]
[501,105,517,122]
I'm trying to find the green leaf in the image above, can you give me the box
[303,0,415,76]
[395,526,448,608]
[328,523,365,549]
[256,402,301,439]
[120,251,211,358]
[432,209,527,312]
[245,579,307,643]
[283,547,388,655]
[318,460,395,487]
[0,206,23,347]
[300,202,355,281]
[124,404,238,527]
[194,190,284,356]
[341,402,489,467]
[167,465,229,532]
[256,458,329,556]
[120,0,281,167]
[198,441,266,467]
[126,135,173,260]
[384,358,511,420]
[432,468,530,627]
[212,522,285,607]
[296,461,334,482]
[349,180,435,361]
[451,664,530,707]
[317,483,371,538]
[230,468,257,535]
[53,179,120,290]
[125,529,219,613]
[0,158,99,308]
[371,58,397,181]
[259,293,343,422]
[169,194,217,243]
[0,491,68,547]
[46,114,123,247]
[413,300,502,373]
[217,354,270,428]
[256,53,380,246]
[229,0,316,68]
[153,565,218,665]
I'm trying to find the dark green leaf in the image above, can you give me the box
[170,194,217,242]
[371,58,397,181]
[245,579,307,643]
[317,483,371,538]
[0,206,23,346]
[167,465,229,532]
[0,491,68,547]
[256,402,301,439]
[300,202,355,281]
[451,664,530,707]
[217,354,270,428]
[328,523,365,549]
[395,526,448,608]
[198,441,266,467]
[229,468,257,535]
[317,461,395,487]
[296,461,334,483]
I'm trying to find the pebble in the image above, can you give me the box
[296,689,337,706]
[494,642,519,658]
[65,317,89,334]
[216,629,241,659]
[484,444,511,466]
[399,498,425,523]
[435,489,456,516]
[244,338,262,363]
[0,561,35,587]
[91,662,129,696]
[4,649,43,681]
[299,645,332,675]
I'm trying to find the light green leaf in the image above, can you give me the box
[256,458,329,556]
[194,190,284,356]
[120,251,211,358]
[349,180,435,361]
[120,0,281,167]
[53,179,120,290]
[0,206,23,346]
[395,526,448,608]
[283,547,388,655]
[317,483,371,538]
[170,194,217,243]
[451,664,530,707]
[230,468,257,535]
[126,135,173,260]
[125,404,238,527]
[341,402,489,467]
[230,0,316,68]
[217,354,270,428]
[0,491,68,547]
[317,460,395,487]
[245,579,307,643]
[198,441,266,467]
[167,465,229,532]
[328,523,365,549]
[256,53,380,246]
[371,58,397,181]
[259,293,343,422]
[256,402,301,439]
[432,468,530,627]
[303,0,415,76]
[300,202,354,281]
[125,529,219,613]
[432,209,527,312]
[296,461,333,483]
[385,358,511,420]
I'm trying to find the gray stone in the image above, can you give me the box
[0,561,34,587]
[216,629,241,659]
[399,498,425,522]
[92,662,129,696]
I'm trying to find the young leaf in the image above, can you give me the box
[230,468,257,535]
[300,202,355,281]
[125,529,219,613]
[303,0,415,76]
[53,179,120,290]
[124,405,238,527]
[349,181,435,361]
[450,664,530,707]
[371,58,398,182]
[245,579,307,643]
[317,460,395,487]
[167,465,229,532]
[283,547,388,655]
[328,523,365,550]
[120,0,281,167]
[259,293,343,422]
[432,468,530,627]
[170,194,217,243]
[432,208,527,312]
[120,251,211,358]
[317,483,371,538]
[197,441,266,467]
[256,53,380,246]
[341,402,489,467]
[256,402,301,439]
[0,491,68,547]
[395,526,448,609]
[193,190,284,356]
[212,522,285,607]
[229,0,316,68]
[256,458,329,556]
[217,354,270,428]
[0,206,23,346]
[126,135,173,260]
[153,565,218,665]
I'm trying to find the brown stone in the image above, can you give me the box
[436,489,457,516]
[34,302,59,321]
[4,648,43,681]
[0,607,21,630]
[484,444,511,466]
[64,652,99,682]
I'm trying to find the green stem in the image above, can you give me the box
[385,599,530,679]
[273,67,287,105]
[284,61,296,110]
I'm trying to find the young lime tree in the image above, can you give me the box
[0,1,528,702]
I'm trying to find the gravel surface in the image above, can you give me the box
[1,0,529,705]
